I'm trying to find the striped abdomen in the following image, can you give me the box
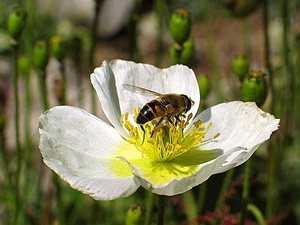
[136,100,166,124]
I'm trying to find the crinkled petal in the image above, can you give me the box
[91,60,200,135]
[39,106,140,200]
[194,101,279,173]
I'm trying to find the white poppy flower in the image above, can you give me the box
[39,60,279,200]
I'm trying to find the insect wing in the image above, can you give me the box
[123,84,161,97]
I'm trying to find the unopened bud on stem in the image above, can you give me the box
[169,9,191,45]
[7,7,27,41]
[242,70,268,107]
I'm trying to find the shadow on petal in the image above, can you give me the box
[172,148,223,166]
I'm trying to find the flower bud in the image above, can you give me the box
[242,70,268,107]
[198,74,210,100]
[18,55,30,76]
[169,9,191,45]
[169,39,195,65]
[222,0,260,18]
[232,54,250,81]
[7,7,27,40]
[50,36,65,62]
[33,40,49,70]
[125,204,142,225]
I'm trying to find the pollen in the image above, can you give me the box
[120,109,219,162]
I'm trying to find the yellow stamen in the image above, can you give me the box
[120,108,219,162]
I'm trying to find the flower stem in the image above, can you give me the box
[204,1,223,101]
[262,0,276,219]
[157,195,166,225]
[144,191,155,225]
[242,18,251,57]
[59,62,67,105]
[12,42,22,225]
[182,191,198,220]
[262,0,274,105]
[89,0,101,114]
[247,203,267,225]
[214,169,234,210]
[240,160,251,225]
[154,0,168,67]
[37,69,48,110]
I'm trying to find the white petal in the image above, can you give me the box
[91,60,200,130]
[195,101,279,172]
[39,106,140,200]
[120,152,229,196]
[90,61,128,139]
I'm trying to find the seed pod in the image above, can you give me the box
[33,40,49,70]
[169,39,195,65]
[125,205,142,225]
[18,55,30,76]
[242,70,268,107]
[169,9,191,45]
[198,74,210,100]
[50,36,65,62]
[232,54,250,81]
[7,7,27,40]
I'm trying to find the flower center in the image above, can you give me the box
[120,109,219,162]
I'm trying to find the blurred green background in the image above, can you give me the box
[0,0,299,224]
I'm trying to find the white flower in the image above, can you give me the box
[39,60,279,200]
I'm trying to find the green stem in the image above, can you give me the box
[144,191,155,225]
[127,0,142,62]
[60,62,67,105]
[214,169,234,210]
[241,19,251,56]
[204,1,223,102]
[247,204,267,225]
[12,42,22,225]
[89,0,101,114]
[157,195,166,225]
[24,68,31,153]
[22,61,33,224]
[262,0,274,106]
[262,0,276,219]
[240,160,251,225]
[182,191,197,220]
[281,0,294,140]
[55,176,66,225]
[37,70,49,110]
[154,0,168,67]
[0,127,15,222]
[197,182,206,213]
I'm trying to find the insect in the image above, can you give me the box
[123,84,194,127]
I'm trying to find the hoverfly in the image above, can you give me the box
[123,84,194,128]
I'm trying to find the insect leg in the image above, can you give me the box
[175,115,181,126]
[150,117,164,137]
[140,125,146,144]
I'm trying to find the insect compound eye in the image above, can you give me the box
[181,95,193,112]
